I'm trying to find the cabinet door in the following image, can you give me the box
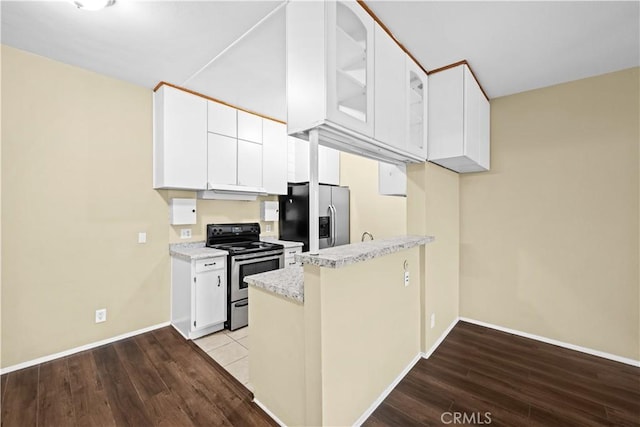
[319,145,340,185]
[406,58,428,159]
[262,120,288,195]
[291,136,310,183]
[194,269,225,329]
[374,24,406,150]
[208,101,237,137]
[154,86,207,190]
[326,0,375,137]
[463,65,490,170]
[208,133,237,187]
[238,111,262,144]
[287,137,340,185]
[237,140,263,188]
[427,65,464,161]
[211,271,226,325]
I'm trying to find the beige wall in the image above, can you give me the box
[340,152,407,242]
[460,67,640,360]
[248,287,306,425]
[250,249,421,426]
[1,46,170,368]
[407,162,460,352]
[318,249,421,426]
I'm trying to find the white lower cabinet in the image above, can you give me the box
[171,256,226,339]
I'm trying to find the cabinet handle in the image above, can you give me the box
[217,276,221,287]
[204,262,216,267]
[288,261,297,265]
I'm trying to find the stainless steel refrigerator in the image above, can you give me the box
[279,183,350,252]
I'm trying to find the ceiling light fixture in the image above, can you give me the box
[71,0,116,11]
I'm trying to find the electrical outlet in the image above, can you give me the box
[95,308,107,323]
[266,224,272,232]
[138,232,147,244]
[430,313,436,329]
[404,271,410,286]
[180,229,192,239]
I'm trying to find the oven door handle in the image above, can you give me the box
[233,254,283,266]
[234,300,249,308]
[232,249,284,261]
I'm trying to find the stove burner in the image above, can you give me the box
[205,224,284,255]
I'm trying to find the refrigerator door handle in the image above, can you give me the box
[329,204,337,247]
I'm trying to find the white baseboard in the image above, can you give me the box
[253,398,287,427]
[1,321,171,375]
[352,351,424,427]
[459,317,640,368]
[423,317,460,359]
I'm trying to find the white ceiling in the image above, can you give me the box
[2,1,639,121]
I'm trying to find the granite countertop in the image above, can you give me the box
[295,235,435,268]
[245,267,304,303]
[245,235,434,303]
[260,237,304,248]
[169,241,228,261]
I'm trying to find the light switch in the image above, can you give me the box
[138,232,147,244]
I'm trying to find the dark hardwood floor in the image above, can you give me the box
[365,321,640,426]
[2,322,638,426]
[0,326,277,427]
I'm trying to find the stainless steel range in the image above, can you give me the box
[206,223,284,330]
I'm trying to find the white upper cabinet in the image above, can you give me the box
[286,0,428,164]
[288,137,341,186]
[237,139,263,188]
[262,120,288,195]
[206,100,265,192]
[154,85,207,190]
[374,24,406,151]
[406,57,428,159]
[428,63,490,173]
[318,145,341,186]
[207,101,237,137]
[207,133,237,186]
[287,0,375,138]
[238,110,263,144]
[372,25,428,161]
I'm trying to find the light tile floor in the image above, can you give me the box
[194,326,253,391]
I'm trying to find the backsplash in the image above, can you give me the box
[167,190,279,244]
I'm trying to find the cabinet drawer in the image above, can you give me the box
[285,247,302,267]
[195,257,226,273]
[285,247,302,257]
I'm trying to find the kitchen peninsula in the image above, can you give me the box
[245,235,434,426]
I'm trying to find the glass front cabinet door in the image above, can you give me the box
[286,0,375,139]
[406,57,428,159]
[326,1,375,137]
